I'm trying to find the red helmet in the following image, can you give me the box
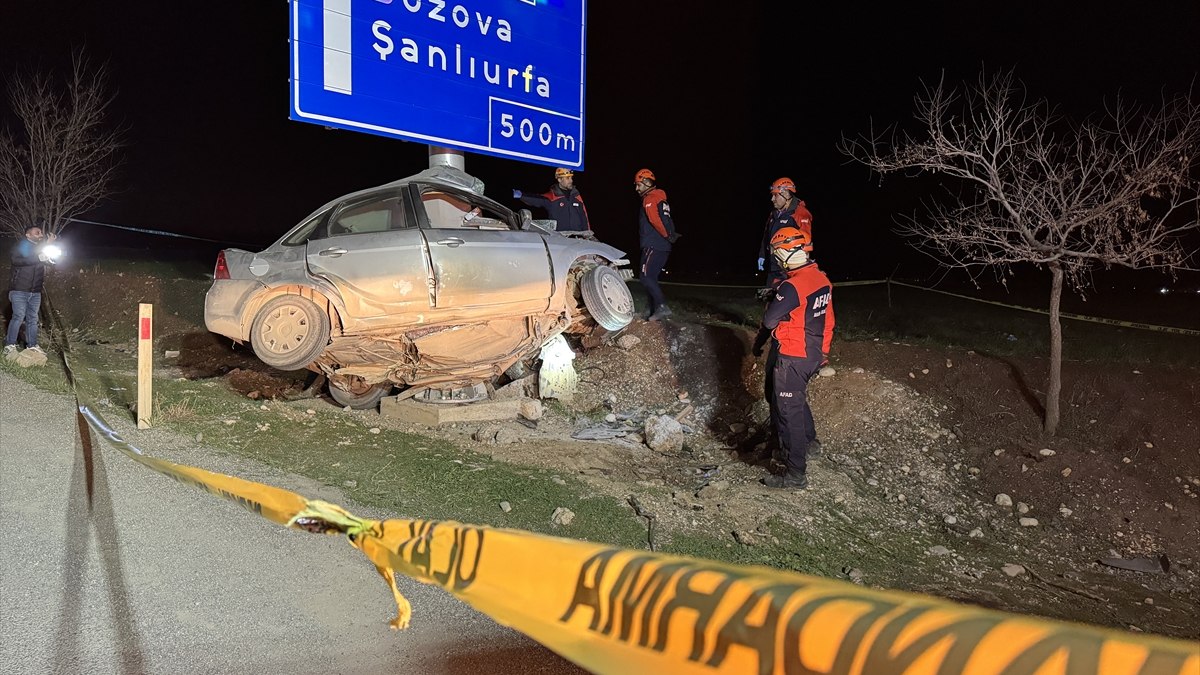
[770,177,797,196]
[555,167,574,179]
[634,168,656,184]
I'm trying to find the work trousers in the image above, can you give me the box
[774,351,820,476]
[639,247,670,313]
[763,336,779,434]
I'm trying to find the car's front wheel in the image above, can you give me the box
[328,377,393,410]
[249,295,331,370]
[580,265,634,330]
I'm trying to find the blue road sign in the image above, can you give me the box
[290,0,587,169]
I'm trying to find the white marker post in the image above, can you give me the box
[137,303,153,429]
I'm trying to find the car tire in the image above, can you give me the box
[328,379,393,410]
[580,265,634,330]
[249,295,331,370]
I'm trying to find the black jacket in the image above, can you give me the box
[520,186,591,232]
[638,187,677,251]
[9,238,46,293]
[759,199,812,286]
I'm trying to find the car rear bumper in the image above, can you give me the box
[204,279,263,341]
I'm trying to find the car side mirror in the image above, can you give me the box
[519,208,558,234]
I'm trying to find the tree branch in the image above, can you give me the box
[839,68,1200,292]
[0,50,124,236]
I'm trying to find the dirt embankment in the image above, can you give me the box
[343,318,1195,637]
[38,262,1200,639]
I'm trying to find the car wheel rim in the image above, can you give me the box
[261,305,310,355]
[600,273,633,314]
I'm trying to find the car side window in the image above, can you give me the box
[282,209,332,246]
[321,192,408,238]
[420,190,510,230]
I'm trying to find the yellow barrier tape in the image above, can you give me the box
[72,399,1199,675]
[656,278,1200,336]
[885,281,1200,337]
[41,290,1198,674]
[78,404,310,524]
[656,279,889,289]
[829,280,891,287]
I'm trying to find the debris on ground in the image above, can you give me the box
[82,269,1197,641]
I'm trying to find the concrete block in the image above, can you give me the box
[381,396,525,425]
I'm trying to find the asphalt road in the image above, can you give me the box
[0,371,582,675]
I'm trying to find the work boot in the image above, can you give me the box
[807,440,823,460]
[762,471,808,490]
[648,305,673,322]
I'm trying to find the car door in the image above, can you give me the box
[305,189,434,326]
[413,184,554,311]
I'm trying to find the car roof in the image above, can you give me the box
[268,166,503,248]
[383,165,487,195]
[307,165,487,217]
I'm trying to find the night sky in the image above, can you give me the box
[2,1,1198,285]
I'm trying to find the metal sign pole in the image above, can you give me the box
[428,146,465,171]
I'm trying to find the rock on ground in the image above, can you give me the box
[551,507,575,526]
[644,415,684,453]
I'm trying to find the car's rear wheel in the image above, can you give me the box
[580,265,634,330]
[328,377,393,410]
[250,295,331,370]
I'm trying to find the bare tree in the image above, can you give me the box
[841,70,1200,435]
[0,52,123,237]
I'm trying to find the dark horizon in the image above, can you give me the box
[2,1,1198,288]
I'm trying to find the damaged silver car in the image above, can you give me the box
[204,166,634,409]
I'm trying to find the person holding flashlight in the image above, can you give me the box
[5,222,57,358]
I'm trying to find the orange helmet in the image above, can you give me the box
[634,168,656,184]
[770,177,797,196]
[555,167,574,179]
[770,226,813,269]
[770,226,811,252]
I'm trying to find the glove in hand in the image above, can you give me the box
[512,189,522,199]
[752,328,769,357]
[757,256,765,271]
[667,232,682,243]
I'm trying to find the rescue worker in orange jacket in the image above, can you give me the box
[753,178,815,447]
[758,177,813,288]
[513,167,592,233]
[634,168,680,321]
[757,226,834,489]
